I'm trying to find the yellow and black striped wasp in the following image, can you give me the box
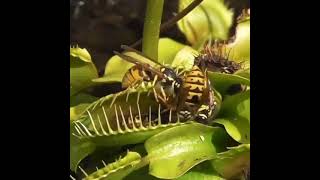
[177,62,217,123]
[114,45,217,124]
[113,45,183,110]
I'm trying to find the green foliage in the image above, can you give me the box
[211,144,250,179]
[215,90,250,143]
[70,126,96,172]
[145,123,219,179]
[226,16,250,62]
[177,0,233,45]
[93,38,189,84]
[70,93,99,107]
[158,38,186,66]
[177,161,225,180]
[72,84,188,147]
[70,1,250,179]
[208,72,250,96]
[92,52,135,83]
[142,0,164,59]
[171,46,199,71]
[84,151,143,180]
[70,46,98,96]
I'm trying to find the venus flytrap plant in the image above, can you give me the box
[70,1,250,179]
[70,46,98,96]
[80,151,143,180]
[177,0,234,47]
[72,83,192,148]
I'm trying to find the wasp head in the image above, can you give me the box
[160,67,183,93]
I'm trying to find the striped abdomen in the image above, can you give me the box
[182,65,206,108]
[122,66,151,88]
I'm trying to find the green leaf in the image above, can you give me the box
[92,52,135,84]
[214,118,249,144]
[72,84,189,147]
[208,72,250,95]
[70,126,96,172]
[158,38,186,66]
[226,17,250,62]
[219,90,250,119]
[84,151,143,180]
[145,123,219,179]
[211,144,250,179]
[177,161,225,180]
[70,93,99,107]
[177,0,233,45]
[171,46,199,71]
[70,46,98,96]
[235,68,250,79]
[124,166,159,180]
[210,88,223,120]
[70,103,91,122]
[70,46,92,63]
[215,90,250,143]
[95,38,187,84]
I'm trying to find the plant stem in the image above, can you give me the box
[134,156,150,170]
[142,0,164,60]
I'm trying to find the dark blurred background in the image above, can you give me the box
[70,0,249,76]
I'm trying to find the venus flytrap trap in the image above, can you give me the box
[177,0,233,46]
[72,83,192,148]
[79,151,144,180]
[70,1,250,179]
[70,46,98,96]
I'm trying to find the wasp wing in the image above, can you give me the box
[120,45,163,68]
[113,51,165,79]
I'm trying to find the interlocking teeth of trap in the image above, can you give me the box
[72,102,184,139]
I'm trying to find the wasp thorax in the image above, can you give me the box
[159,67,182,91]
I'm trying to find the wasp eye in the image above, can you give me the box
[163,68,177,78]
